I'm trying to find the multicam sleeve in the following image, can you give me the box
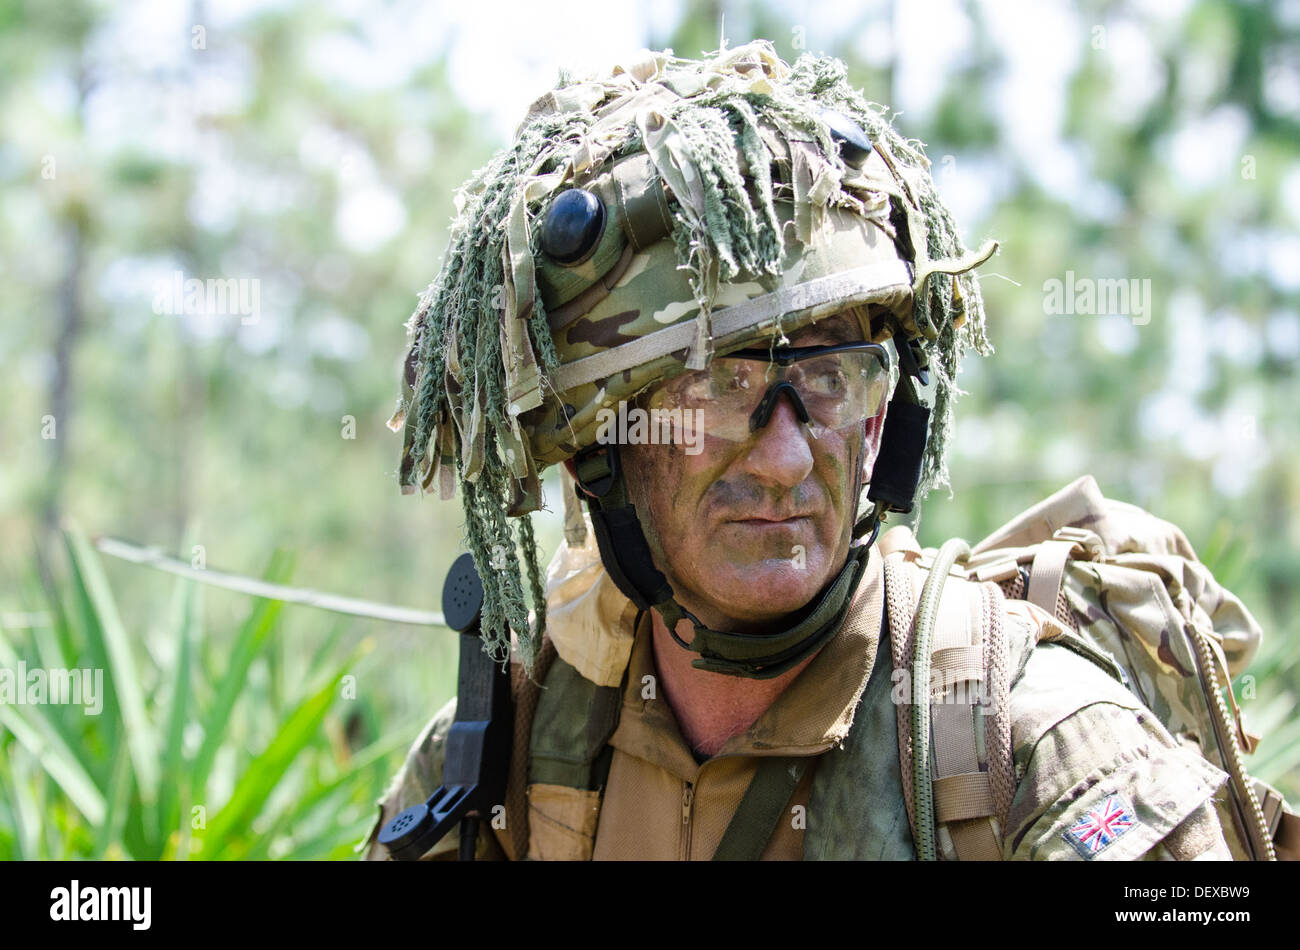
[1137,801,1234,860]
[999,604,1231,861]
[356,697,512,862]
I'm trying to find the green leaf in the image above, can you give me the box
[63,523,160,810]
[0,609,106,815]
[0,620,105,828]
[29,535,78,670]
[92,743,133,857]
[191,549,295,797]
[0,747,41,859]
[60,538,121,767]
[307,621,346,681]
[240,725,411,859]
[159,574,199,847]
[0,701,106,826]
[1247,712,1300,778]
[286,813,380,861]
[197,649,356,857]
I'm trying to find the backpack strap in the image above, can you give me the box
[712,757,811,861]
[1025,538,1078,614]
[882,527,1015,861]
[523,651,622,860]
[499,635,557,860]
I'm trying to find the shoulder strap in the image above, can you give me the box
[1025,538,1077,614]
[521,647,622,860]
[712,757,810,861]
[881,527,1014,861]
[498,635,558,860]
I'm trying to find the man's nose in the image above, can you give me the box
[739,389,814,488]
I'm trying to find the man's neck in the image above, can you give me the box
[648,609,820,758]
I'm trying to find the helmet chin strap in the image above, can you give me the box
[573,332,932,680]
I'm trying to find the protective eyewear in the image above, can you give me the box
[645,341,891,444]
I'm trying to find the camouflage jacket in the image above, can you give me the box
[359,522,1232,861]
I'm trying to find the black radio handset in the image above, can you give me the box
[378,552,514,861]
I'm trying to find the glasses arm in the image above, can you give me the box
[722,340,891,370]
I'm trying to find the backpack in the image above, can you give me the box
[881,474,1297,860]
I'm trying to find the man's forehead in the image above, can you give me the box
[787,311,863,345]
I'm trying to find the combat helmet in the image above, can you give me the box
[389,40,998,677]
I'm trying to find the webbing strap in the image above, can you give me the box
[884,532,1010,862]
[1254,780,1284,839]
[933,772,995,823]
[932,705,977,777]
[929,579,978,777]
[907,537,972,859]
[712,757,809,861]
[930,566,1006,861]
[1026,539,1076,615]
[946,818,1004,861]
[932,645,984,684]
[878,524,922,560]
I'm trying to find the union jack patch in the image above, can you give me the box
[1063,793,1137,857]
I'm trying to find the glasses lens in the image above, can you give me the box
[788,352,888,429]
[648,347,888,443]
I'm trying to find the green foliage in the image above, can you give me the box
[0,525,406,860]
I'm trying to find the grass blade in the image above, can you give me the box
[240,725,412,859]
[0,701,106,826]
[191,549,294,795]
[0,747,41,859]
[63,522,160,812]
[198,654,359,857]
[159,574,199,849]
[93,743,133,857]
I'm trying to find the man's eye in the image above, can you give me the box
[797,361,848,396]
[813,370,845,391]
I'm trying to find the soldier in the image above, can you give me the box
[362,41,1235,860]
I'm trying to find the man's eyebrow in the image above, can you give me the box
[761,312,863,350]
[791,324,857,346]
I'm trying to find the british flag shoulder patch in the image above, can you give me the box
[1062,793,1137,858]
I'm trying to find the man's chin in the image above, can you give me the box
[691,558,838,626]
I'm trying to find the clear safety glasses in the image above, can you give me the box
[645,341,892,443]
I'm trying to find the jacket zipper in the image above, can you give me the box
[680,781,695,861]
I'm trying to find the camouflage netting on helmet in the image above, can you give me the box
[388,41,994,669]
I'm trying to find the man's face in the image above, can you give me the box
[620,310,888,632]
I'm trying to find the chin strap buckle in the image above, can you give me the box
[865,332,933,517]
[573,443,620,498]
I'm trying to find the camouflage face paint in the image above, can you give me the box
[620,317,881,633]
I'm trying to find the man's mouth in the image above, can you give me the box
[728,515,812,526]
